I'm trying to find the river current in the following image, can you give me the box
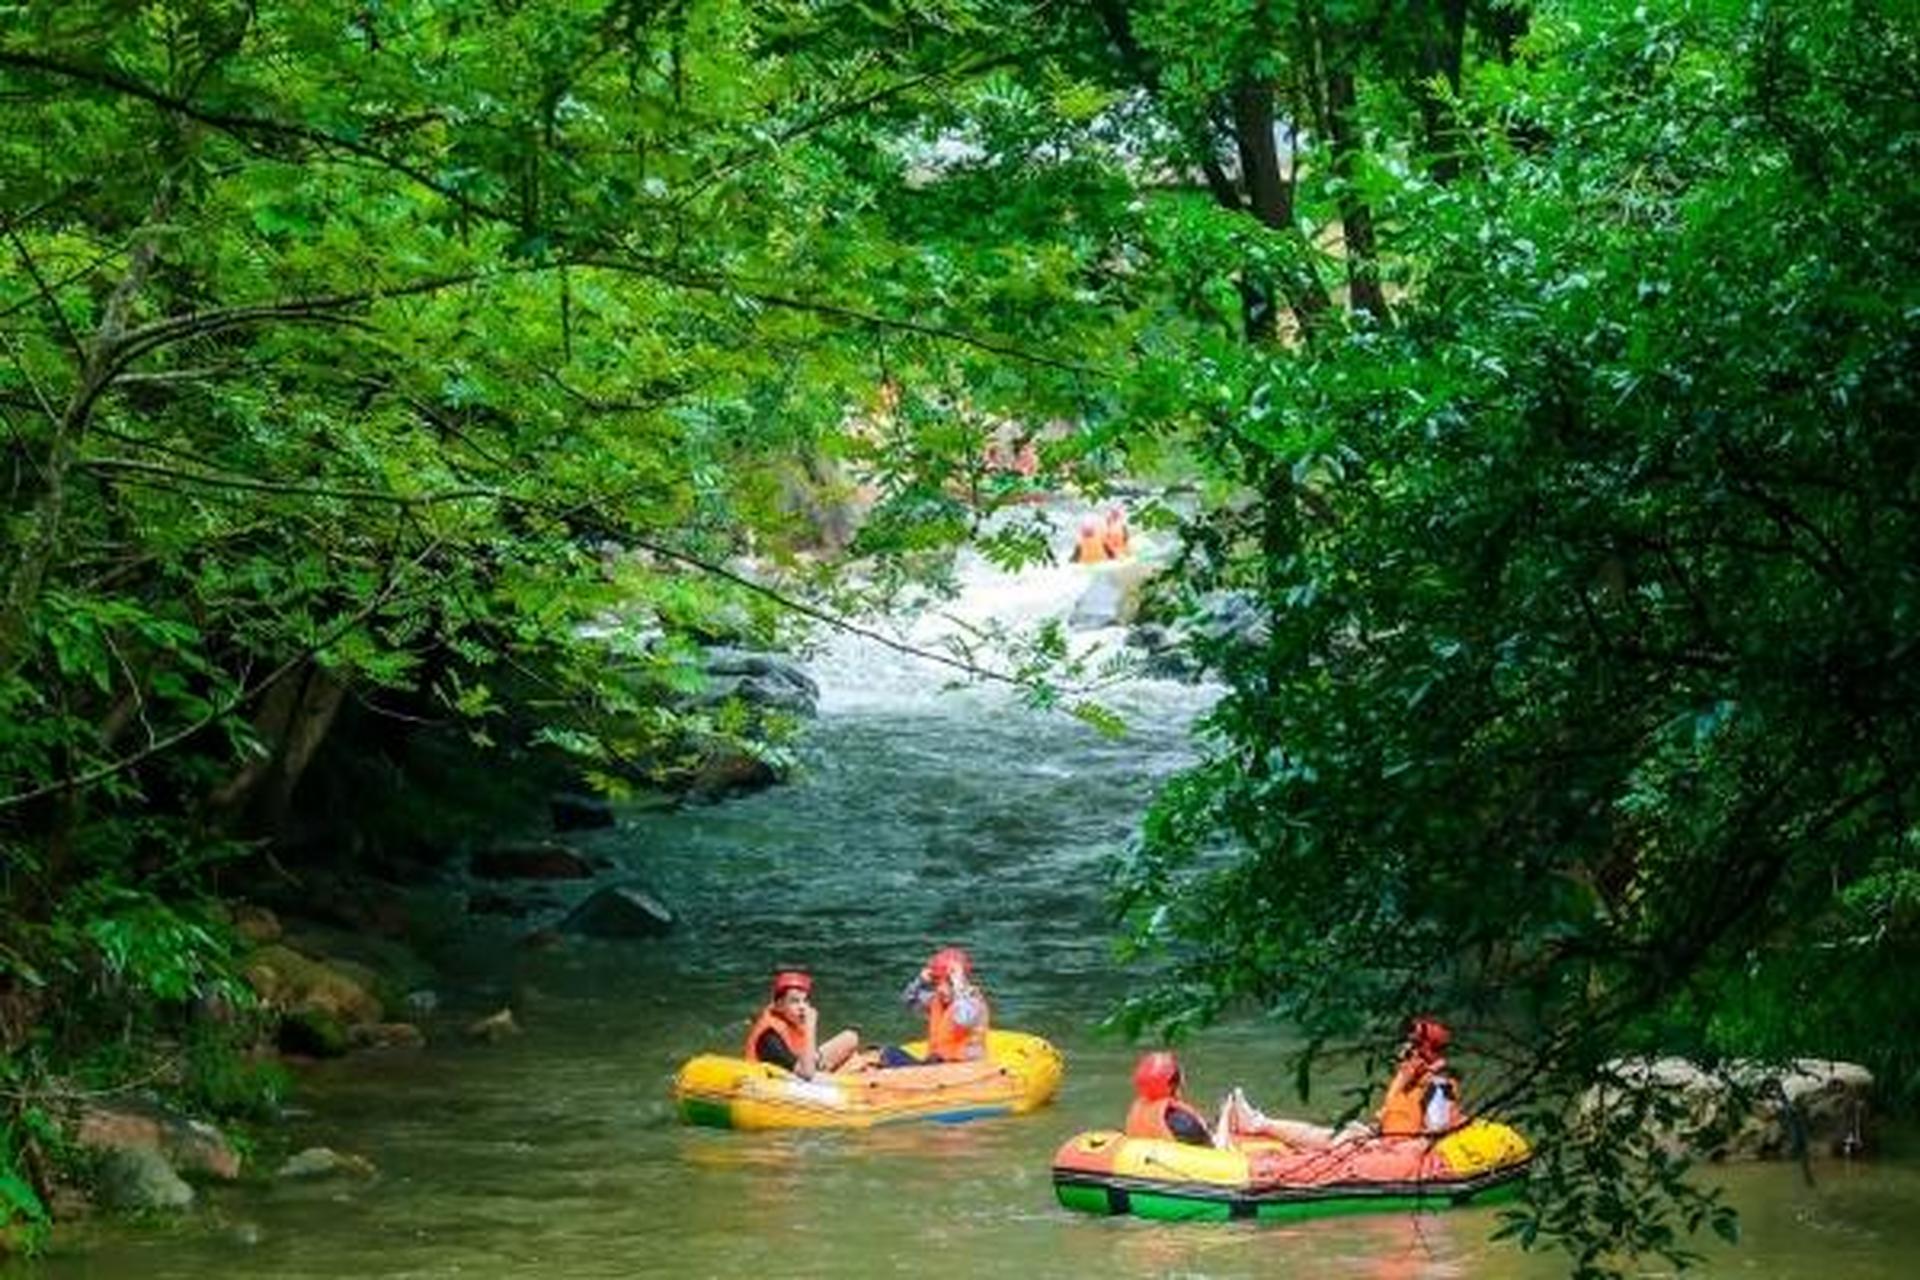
[23,544,1917,1278]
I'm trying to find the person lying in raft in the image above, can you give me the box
[879,947,991,1066]
[743,969,861,1080]
[1125,1051,1294,1148]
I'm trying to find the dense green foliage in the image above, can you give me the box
[0,0,1105,1242]
[1105,0,1920,1272]
[3,0,1917,1272]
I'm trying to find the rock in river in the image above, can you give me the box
[559,883,675,939]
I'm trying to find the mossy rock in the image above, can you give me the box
[276,1010,350,1058]
[242,945,381,1025]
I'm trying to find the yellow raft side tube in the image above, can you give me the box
[674,1029,1065,1131]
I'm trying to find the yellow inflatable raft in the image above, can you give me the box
[675,1029,1064,1130]
[1052,1119,1532,1221]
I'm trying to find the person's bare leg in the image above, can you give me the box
[1213,1096,1238,1149]
[817,1029,860,1072]
[1216,1087,1290,1145]
[1257,1117,1346,1149]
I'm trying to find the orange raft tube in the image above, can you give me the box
[675,1030,1064,1130]
[1052,1120,1531,1222]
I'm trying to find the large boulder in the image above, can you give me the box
[95,1147,193,1212]
[1189,590,1269,650]
[558,883,674,939]
[694,649,820,717]
[1068,560,1160,630]
[273,923,436,1003]
[470,842,595,881]
[684,740,784,799]
[1122,590,1270,681]
[550,792,616,832]
[242,944,382,1026]
[1582,1057,1874,1159]
[75,1101,241,1181]
[231,903,282,944]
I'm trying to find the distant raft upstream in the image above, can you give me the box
[1051,1119,1532,1222]
[674,1029,1064,1130]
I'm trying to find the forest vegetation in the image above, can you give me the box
[3,1,1916,1272]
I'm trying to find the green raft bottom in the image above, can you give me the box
[1054,1175,1525,1223]
[679,1099,734,1129]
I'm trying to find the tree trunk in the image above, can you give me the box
[0,203,167,674]
[203,663,347,835]
[1418,0,1470,183]
[1325,68,1388,323]
[1228,81,1331,340]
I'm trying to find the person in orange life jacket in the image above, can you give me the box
[896,947,990,1064]
[743,970,860,1079]
[1101,505,1131,560]
[1376,1016,1461,1137]
[1125,1052,1216,1146]
[1252,1015,1464,1150]
[1127,1052,1298,1149]
[1071,517,1111,564]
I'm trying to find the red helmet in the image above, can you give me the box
[770,970,812,1000]
[927,948,972,982]
[1132,1051,1182,1101]
[1409,1016,1452,1053]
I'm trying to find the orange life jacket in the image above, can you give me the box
[1074,531,1111,564]
[743,1007,813,1069]
[926,989,990,1062]
[1125,1096,1210,1142]
[1377,1058,1461,1136]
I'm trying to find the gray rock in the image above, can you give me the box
[1068,561,1158,630]
[559,883,675,939]
[1125,622,1177,652]
[1582,1057,1874,1159]
[1191,590,1269,648]
[465,1008,521,1042]
[277,1147,376,1180]
[347,1021,426,1051]
[550,792,616,831]
[76,1100,242,1181]
[471,842,595,880]
[695,649,820,717]
[97,1147,194,1212]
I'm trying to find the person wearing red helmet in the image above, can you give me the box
[1377,1015,1460,1137]
[1246,1015,1465,1149]
[1127,1052,1298,1148]
[900,946,992,1063]
[742,970,860,1080]
[1125,1051,1216,1146]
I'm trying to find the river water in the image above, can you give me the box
[21,546,1919,1278]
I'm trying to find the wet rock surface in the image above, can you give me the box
[471,842,595,881]
[1583,1057,1874,1159]
[558,883,675,939]
[95,1148,194,1212]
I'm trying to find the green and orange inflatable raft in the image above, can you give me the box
[675,1029,1064,1130]
[1051,1119,1531,1222]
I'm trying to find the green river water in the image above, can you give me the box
[17,560,1919,1278]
